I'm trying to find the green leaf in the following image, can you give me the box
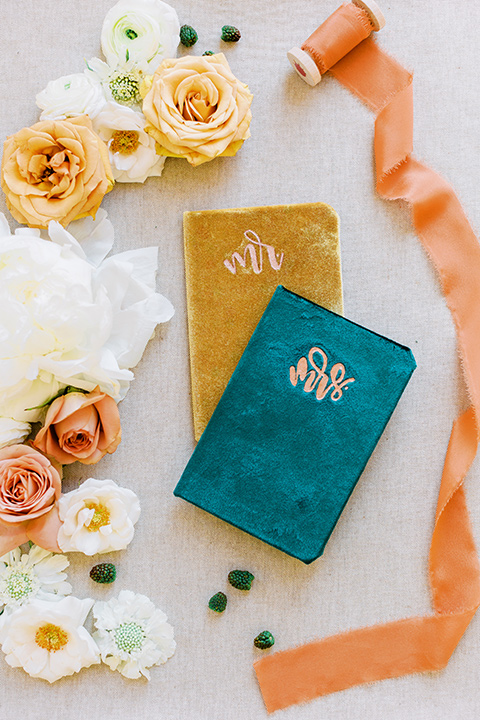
[126,49,130,62]
[24,386,86,412]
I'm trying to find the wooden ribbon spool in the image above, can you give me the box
[288,0,386,86]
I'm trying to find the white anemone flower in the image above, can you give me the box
[0,418,31,449]
[93,102,165,183]
[93,590,176,679]
[36,72,106,121]
[0,596,100,683]
[0,545,72,625]
[57,478,141,556]
[101,0,180,73]
[0,210,174,426]
[85,57,145,110]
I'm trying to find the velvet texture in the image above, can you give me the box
[175,286,415,564]
[254,20,480,715]
[183,203,344,440]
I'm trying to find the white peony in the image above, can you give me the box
[0,596,100,683]
[0,545,72,625]
[93,101,165,182]
[36,72,106,120]
[57,478,141,555]
[0,210,174,425]
[0,418,31,449]
[101,0,180,72]
[93,590,176,679]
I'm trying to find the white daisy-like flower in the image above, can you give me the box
[93,590,175,679]
[101,0,180,73]
[36,72,106,121]
[0,545,72,624]
[93,102,165,183]
[57,478,141,556]
[85,57,145,110]
[0,596,100,683]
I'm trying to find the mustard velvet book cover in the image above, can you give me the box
[183,202,344,440]
[175,287,416,564]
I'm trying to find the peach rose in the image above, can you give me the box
[142,53,253,167]
[1,115,114,228]
[33,388,121,465]
[0,445,62,555]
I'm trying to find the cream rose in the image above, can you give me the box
[142,53,253,167]
[36,72,106,121]
[1,115,114,228]
[33,388,121,465]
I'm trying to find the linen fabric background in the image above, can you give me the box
[1,1,479,718]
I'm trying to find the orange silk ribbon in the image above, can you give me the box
[254,35,480,713]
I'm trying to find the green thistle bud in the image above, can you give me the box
[228,569,254,591]
[208,591,227,613]
[221,25,241,42]
[90,563,116,584]
[180,25,198,48]
[254,631,275,649]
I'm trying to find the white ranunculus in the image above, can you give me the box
[0,418,31,449]
[0,210,174,423]
[93,102,165,182]
[101,0,180,72]
[36,72,106,120]
[0,596,100,683]
[57,478,141,556]
[93,590,175,679]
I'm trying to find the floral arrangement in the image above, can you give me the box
[3,0,255,684]
[2,0,253,228]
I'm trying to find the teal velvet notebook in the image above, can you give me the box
[174,287,416,563]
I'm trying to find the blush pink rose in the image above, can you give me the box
[0,445,62,555]
[33,388,121,465]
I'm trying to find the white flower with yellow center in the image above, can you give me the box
[93,590,175,679]
[85,57,145,110]
[57,478,141,555]
[93,102,165,183]
[0,596,100,683]
[0,546,72,625]
[36,72,106,121]
[101,0,180,73]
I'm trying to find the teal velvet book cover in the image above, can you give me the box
[174,286,416,564]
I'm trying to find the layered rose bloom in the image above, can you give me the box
[1,116,114,228]
[33,388,121,465]
[0,445,62,555]
[142,54,253,166]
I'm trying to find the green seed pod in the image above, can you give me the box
[180,25,199,48]
[254,631,275,649]
[208,591,227,613]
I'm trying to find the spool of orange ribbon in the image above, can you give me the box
[255,2,480,714]
[288,0,385,86]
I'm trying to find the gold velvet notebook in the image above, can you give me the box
[184,202,343,440]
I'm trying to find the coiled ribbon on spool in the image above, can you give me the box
[255,3,480,713]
